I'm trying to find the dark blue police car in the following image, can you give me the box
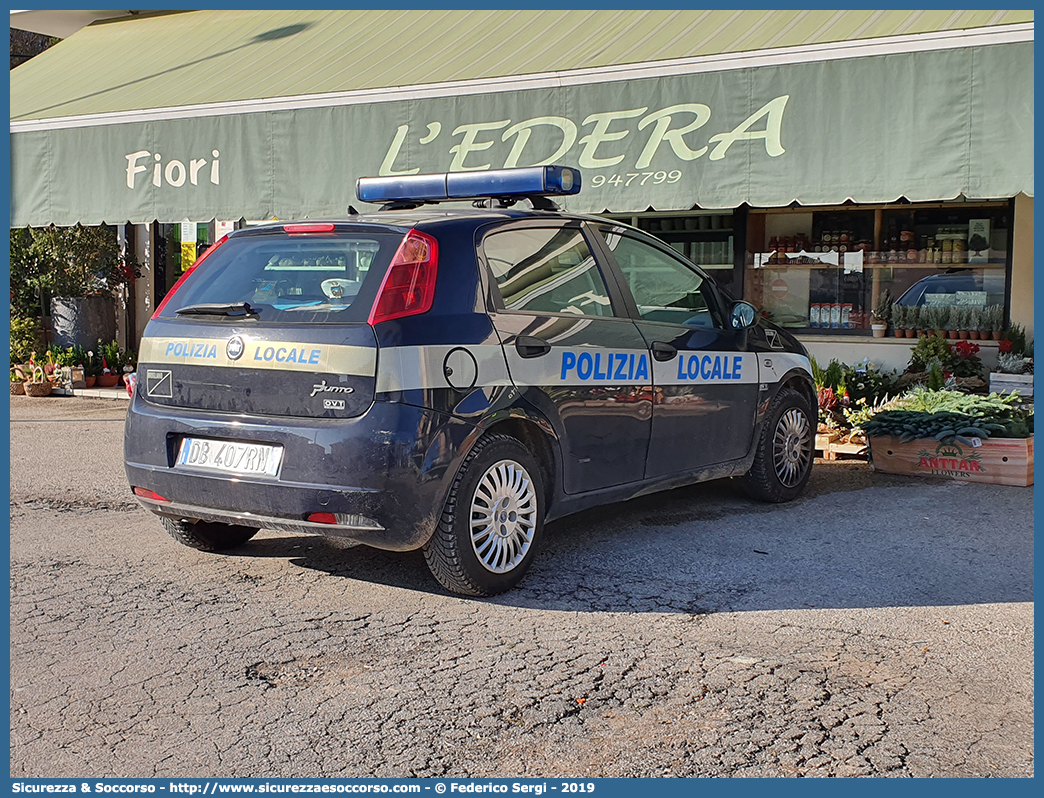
[125,166,815,596]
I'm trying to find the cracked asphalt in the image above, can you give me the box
[9,396,1034,778]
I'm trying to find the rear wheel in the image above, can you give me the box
[161,518,259,552]
[423,434,544,596]
[743,387,814,503]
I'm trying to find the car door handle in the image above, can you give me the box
[650,342,678,362]
[515,335,551,359]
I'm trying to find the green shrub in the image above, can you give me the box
[9,314,41,365]
[909,333,953,372]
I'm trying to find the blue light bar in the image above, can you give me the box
[356,165,581,204]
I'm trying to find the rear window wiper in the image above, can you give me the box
[175,302,258,318]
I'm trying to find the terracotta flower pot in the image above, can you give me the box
[958,330,969,339]
[993,331,1003,341]
[97,373,120,388]
[969,330,980,340]
[84,376,97,388]
[905,329,915,338]
[893,329,904,338]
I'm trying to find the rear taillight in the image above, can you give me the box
[133,487,170,503]
[307,512,337,524]
[151,234,229,319]
[368,229,438,325]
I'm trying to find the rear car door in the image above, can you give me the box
[480,221,652,495]
[591,225,759,478]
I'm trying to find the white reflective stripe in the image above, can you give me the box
[758,352,812,384]
[375,345,512,393]
[506,347,652,387]
[139,336,377,375]
[653,351,759,385]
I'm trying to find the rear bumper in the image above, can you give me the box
[124,392,476,551]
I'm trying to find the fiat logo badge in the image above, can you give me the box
[226,336,245,360]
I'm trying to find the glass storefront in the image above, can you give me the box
[602,212,739,298]
[743,201,1012,333]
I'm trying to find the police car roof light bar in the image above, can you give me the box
[356,166,581,207]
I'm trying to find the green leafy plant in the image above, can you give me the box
[861,388,1033,442]
[8,224,140,320]
[1003,322,1027,356]
[926,360,946,390]
[46,344,78,369]
[909,333,953,372]
[949,306,968,332]
[9,314,42,365]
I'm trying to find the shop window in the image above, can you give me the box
[600,213,738,298]
[744,204,1011,333]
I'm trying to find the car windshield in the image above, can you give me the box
[158,231,402,323]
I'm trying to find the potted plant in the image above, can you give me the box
[890,304,906,338]
[918,306,936,337]
[11,369,25,395]
[983,304,1004,341]
[904,306,919,338]
[951,306,970,340]
[97,340,123,387]
[871,290,891,338]
[81,349,99,388]
[934,305,951,338]
[966,307,981,340]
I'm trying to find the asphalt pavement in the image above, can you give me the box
[8,395,1034,777]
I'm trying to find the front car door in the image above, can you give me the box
[480,221,652,495]
[591,225,760,479]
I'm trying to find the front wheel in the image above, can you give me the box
[742,387,814,503]
[423,434,544,596]
[161,517,259,552]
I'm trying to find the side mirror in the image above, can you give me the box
[730,301,757,330]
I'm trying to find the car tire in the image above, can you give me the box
[161,517,259,552]
[423,434,544,597]
[742,386,814,503]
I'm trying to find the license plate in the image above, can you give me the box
[176,437,282,477]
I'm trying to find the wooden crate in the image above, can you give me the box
[989,372,1033,399]
[816,434,868,461]
[869,435,1033,487]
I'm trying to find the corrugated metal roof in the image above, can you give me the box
[11,9,1034,121]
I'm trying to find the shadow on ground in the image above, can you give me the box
[232,461,1033,614]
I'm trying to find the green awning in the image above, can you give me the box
[10,10,1034,226]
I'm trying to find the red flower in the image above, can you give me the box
[999,339,1014,353]
[954,340,980,358]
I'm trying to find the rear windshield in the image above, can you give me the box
[157,231,403,323]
